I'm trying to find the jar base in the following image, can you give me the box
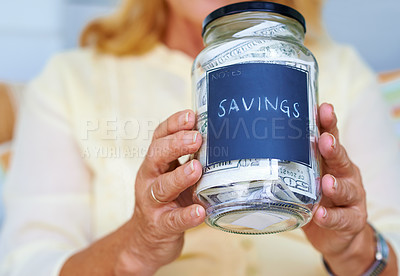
[205,201,312,235]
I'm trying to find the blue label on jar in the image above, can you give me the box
[206,63,310,166]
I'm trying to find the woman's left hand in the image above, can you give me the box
[302,103,375,275]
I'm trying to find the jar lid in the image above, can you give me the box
[202,1,306,35]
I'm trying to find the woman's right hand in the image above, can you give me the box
[115,109,205,275]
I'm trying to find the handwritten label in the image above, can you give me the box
[206,63,310,166]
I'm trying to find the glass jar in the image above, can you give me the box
[192,1,320,235]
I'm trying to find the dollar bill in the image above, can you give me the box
[194,29,319,201]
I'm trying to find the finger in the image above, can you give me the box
[319,103,339,139]
[160,204,206,234]
[144,130,201,175]
[321,174,364,207]
[319,132,353,177]
[150,160,202,204]
[313,205,367,232]
[153,110,195,141]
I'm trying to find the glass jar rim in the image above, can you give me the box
[202,1,306,36]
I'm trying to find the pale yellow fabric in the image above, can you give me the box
[0,42,399,276]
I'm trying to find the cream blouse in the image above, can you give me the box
[0,43,399,276]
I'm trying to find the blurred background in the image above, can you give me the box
[0,0,399,82]
[0,0,399,228]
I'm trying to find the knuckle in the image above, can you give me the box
[342,174,364,204]
[343,184,353,203]
[172,169,184,189]
[146,142,155,158]
[140,215,163,244]
[336,179,352,204]
[342,219,353,232]
[175,132,193,154]
[163,133,178,154]
[146,141,160,161]
[174,133,186,153]
[335,213,344,227]
[336,150,351,171]
[145,144,165,174]
[155,176,168,200]
[153,122,166,140]
[337,213,352,231]
[162,171,182,199]
[344,193,352,204]
[168,211,184,232]
[146,221,160,240]
[177,130,187,140]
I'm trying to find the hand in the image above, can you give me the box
[115,110,205,275]
[302,103,375,275]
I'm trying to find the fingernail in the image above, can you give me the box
[331,175,337,190]
[180,112,190,125]
[329,103,335,113]
[328,133,336,149]
[191,206,201,218]
[184,160,195,175]
[320,207,327,218]
[185,112,190,124]
[183,132,197,145]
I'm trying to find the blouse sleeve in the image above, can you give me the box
[0,56,92,276]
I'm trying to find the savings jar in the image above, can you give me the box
[192,1,320,235]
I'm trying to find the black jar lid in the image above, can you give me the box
[202,1,306,35]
